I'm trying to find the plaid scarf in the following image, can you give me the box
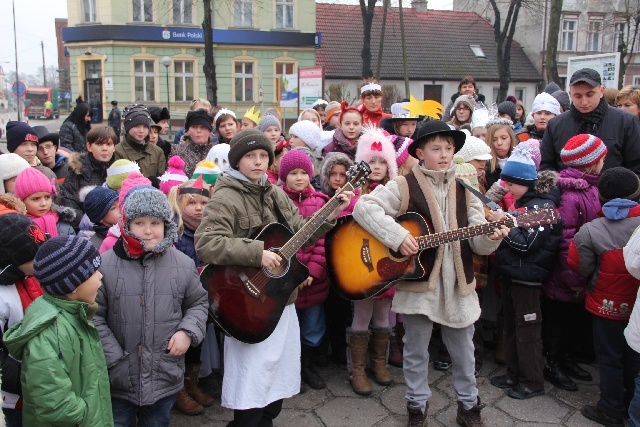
[570,97,609,135]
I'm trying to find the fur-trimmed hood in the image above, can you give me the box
[320,152,354,196]
[69,152,114,178]
[533,169,558,195]
[53,203,76,223]
[0,193,27,215]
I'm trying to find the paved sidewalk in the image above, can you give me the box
[170,352,605,426]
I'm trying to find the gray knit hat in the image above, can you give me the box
[498,101,517,122]
[257,114,281,132]
[228,129,275,169]
[123,104,151,133]
[34,236,101,295]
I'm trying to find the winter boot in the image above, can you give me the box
[388,322,405,368]
[456,397,486,427]
[369,327,393,386]
[301,344,326,389]
[407,402,428,427]
[543,357,577,391]
[173,388,204,415]
[347,328,372,396]
[560,353,592,381]
[315,337,330,367]
[185,364,215,407]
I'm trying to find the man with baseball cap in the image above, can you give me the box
[540,68,640,173]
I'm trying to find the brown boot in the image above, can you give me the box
[347,328,372,396]
[456,397,486,427]
[185,364,214,407]
[173,388,204,415]
[369,327,393,386]
[388,322,404,368]
[407,402,428,427]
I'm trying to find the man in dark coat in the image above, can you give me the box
[541,69,640,174]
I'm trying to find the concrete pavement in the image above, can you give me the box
[169,352,606,427]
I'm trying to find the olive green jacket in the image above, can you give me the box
[115,135,166,179]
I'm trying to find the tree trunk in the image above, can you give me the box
[490,0,523,102]
[202,0,218,105]
[545,0,562,85]
[399,0,410,97]
[360,0,377,78]
[375,0,389,80]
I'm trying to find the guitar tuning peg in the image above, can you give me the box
[538,226,544,231]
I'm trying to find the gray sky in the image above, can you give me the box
[0,0,452,77]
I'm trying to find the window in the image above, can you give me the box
[84,60,102,78]
[469,45,486,58]
[234,0,253,27]
[614,22,628,51]
[634,76,640,85]
[174,61,194,102]
[133,0,153,23]
[276,0,294,29]
[561,19,577,51]
[515,88,525,105]
[275,62,295,99]
[134,60,155,102]
[234,62,253,102]
[83,0,96,23]
[173,0,193,24]
[587,20,602,51]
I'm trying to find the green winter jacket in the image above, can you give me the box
[4,294,113,427]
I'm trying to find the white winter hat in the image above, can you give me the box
[289,120,323,154]
[531,92,561,116]
[457,135,492,162]
[471,106,490,130]
[0,153,31,194]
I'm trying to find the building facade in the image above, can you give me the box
[63,0,318,123]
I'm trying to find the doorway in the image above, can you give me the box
[85,78,103,123]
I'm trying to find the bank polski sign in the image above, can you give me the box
[162,27,204,41]
[299,67,324,110]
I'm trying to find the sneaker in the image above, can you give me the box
[433,359,452,371]
[580,405,623,427]
[456,398,486,427]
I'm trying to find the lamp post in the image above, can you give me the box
[161,56,171,139]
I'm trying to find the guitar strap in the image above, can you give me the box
[270,194,293,232]
[455,178,503,212]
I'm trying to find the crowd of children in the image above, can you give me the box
[1,70,640,427]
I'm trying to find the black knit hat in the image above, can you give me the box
[38,133,60,148]
[228,129,275,169]
[148,106,171,123]
[0,213,46,269]
[598,167,640,202]
[85,186,118,224]
[185,109,213,132]
[6,121,39,153]
[123,104,151,133]
[498,101,517,122]
[34,236,101,295]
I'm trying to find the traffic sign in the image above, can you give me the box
[12,81,26,97]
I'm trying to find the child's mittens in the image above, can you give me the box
[486,181,507,203]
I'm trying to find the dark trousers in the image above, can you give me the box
[324,284,352,361]
[231,399,283,427]
[503,279,544,390]
[2,408,21,427]
[593,315,640,419]
[541,298,592,362]
[112,394,177,427]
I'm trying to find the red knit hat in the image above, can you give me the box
[14,167,57,200]
[561,134,608,168]
[278,149,314,183]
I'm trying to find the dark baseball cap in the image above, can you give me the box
[570,68,602,87]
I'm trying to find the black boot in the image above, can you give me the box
[560,354,592,381]
[543,357,577,391]
[315,337,330,367]
[301,344,326,389]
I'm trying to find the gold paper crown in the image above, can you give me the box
[243,105,262,125]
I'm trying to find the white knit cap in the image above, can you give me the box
[457,135,492,162]
[531,92,561,116]
[0,153,31,194]
[289,120,323,154]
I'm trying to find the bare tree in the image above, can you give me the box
[359,0,378,78]
[488,0,523,102]
[545,0,562,84]
[375,0,390,79]
[617,0,640,88]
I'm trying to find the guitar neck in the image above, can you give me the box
[417,217,515,250]
[278,183,354,260]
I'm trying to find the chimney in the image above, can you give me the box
[411,0,428,13]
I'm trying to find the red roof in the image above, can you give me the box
[316,3,541,82]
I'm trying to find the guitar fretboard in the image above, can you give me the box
[417,217,516,249]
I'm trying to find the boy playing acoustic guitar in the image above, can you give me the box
[194,129,353,427]
[352,120,509,427]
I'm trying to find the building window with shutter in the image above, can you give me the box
[234,0,253,27]
[561,19,577,51]
[276,0,294,29]
[133,0,153,23]
[174,61,194,102]
[614,22,628,51]
[134,60,155,102]
[83,0,96,23]
[588,20,602,52]
[234,62,254,102]
[173,0,193,24]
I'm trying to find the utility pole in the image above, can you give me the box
[375,0,390,80]
[399,0,410,97]
[41,41,47,87]
[202,0,218,105]
[12,0,20,121]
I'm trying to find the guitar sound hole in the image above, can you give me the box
[264,248,290,278]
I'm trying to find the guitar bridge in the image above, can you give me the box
[239,272,266,302]
[360,239,375,272]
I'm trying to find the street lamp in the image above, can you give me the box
[161,56,171,139]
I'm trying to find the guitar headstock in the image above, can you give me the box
[513,206,559,228]
[346,161,372,189]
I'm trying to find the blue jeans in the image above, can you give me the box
[297,303,325,347]
[112,394,177,427]
[2,408,21,427]
[630,373,640,426]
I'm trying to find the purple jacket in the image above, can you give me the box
[321,128,357,160]
[282,185,331,309]
[542,167,601,302]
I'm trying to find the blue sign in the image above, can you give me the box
[12,81,26,97]
[63,92,72,100]
[315,32,322,49]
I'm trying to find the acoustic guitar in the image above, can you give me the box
[325,207,558,300]
[200,161,371,344]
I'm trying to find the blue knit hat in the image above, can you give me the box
[34,236,101,295]
[85,186,119,224]
[501,144,538,187]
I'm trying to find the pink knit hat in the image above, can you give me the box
[278,149,314,183]
[390,134,413,167]
[355,126,398,179]
[159,156,188,195]
[518,139,541,170]
[118,171,152,210]
[14,167,57,200]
